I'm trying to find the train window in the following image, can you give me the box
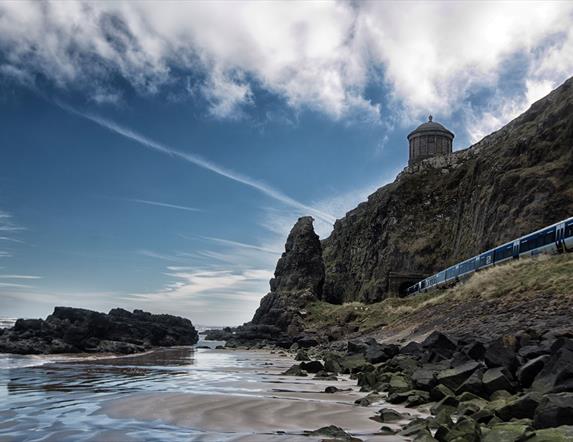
[541,228,556,246]
[494,244,513,261]
[565,221,573,238]
[520,235,535,253]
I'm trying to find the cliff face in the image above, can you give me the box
[251,216,324,334]
[321,76,573,303]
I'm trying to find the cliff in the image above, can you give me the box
[251,216,324,334]
[322,76,573,303]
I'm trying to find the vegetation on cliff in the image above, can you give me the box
[304,253,573,342]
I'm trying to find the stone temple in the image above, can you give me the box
[407,115,454,166]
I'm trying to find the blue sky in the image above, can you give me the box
[0,1,572,325]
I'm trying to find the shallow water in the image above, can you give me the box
[0,337,411,441]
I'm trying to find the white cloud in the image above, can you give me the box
[3,1,571,132]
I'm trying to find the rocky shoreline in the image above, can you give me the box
[0,306,198,354]
[206,329,573,441]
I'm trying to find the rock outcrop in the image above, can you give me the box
[321,76,573,303]
[0,307,198,354]
[251,216,324,334]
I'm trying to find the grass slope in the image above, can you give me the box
[305,253,573,342]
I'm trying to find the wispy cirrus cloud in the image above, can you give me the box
[124,198,203,213]
[0,275,42,279]
[191,235,281,255]
[58,102,336,224]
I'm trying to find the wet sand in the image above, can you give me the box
[101,349,424,441]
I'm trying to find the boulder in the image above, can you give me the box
[306,425,361,441]
[435,361,482,391]
[422,331,457,358]
[294,349,309,361]
[323,353,344,373]
[482,367,516,395]
[400,341,425,356]
[496,392,543,421]
[531,340,573,394]
[282,364,307,376]
[526,425,573,441]
[482,422,530,442]
[412,368,437,391]
[465,341,487,360]
[442,416,480,442]
[379,408,403,422]
[299,360,324,373]
[430,384,455,402]
[455,369,485,397]
[388,373,413,394]
[533,393,573,429]
[484,336,519,373]
[517,355,549,388]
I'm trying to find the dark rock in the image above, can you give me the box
[517,355,549,388]
[533,393,573,429]
[482,367,516,395]
[282,364,307,376]
[378,408,403,422]
[299,360,324,373]
[354,393,382,407]
[531,340,573,394]
[387,373,413,394]
[422,331,457,358]
[306,425,361,441]
[398,418,430,438]
[430,384,455,402]
[497,392,543,421]
[405,390,431,407]
[400,341,425,356]
[347,340,368,355]
[430,395,459,415]
[435,361,482,391]
[295,334,319,348]
[323,352,344,373]
[482,422,530,442]
[294,349,309,361]
[518,344,550,360]
[324,386,339,393]
[484,336,519,373]
[526,425,573,441]
[0,307,198,355]
[465,341,487,360]
[455,368,485,397]
[442,416,480,442]
[412,368,437,391]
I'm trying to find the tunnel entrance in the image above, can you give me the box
[386,271,427,298]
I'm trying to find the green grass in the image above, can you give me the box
[304,253,573,334]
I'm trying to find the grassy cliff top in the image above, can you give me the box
[304,253,573,342]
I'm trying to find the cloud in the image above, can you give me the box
[0,275,42,279]
[58,102,336,224]
[194,235,281,255]
[124,198,203,213]
[3,1,571,134]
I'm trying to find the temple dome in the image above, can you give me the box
[407,115,454,140]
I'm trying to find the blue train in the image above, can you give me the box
[407,216,573,295]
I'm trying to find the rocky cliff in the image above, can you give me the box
[322,76,573,303]
[251,216,324,334]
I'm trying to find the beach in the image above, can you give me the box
[0,338,420,441]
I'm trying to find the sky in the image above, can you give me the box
[0,1,572,325]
